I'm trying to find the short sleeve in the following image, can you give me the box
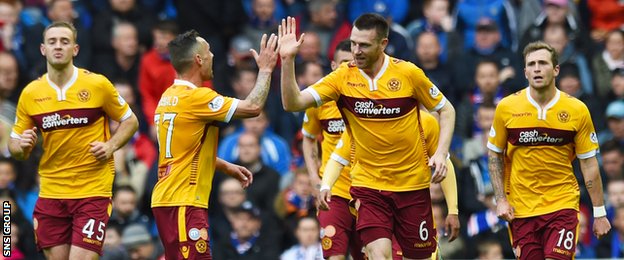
[410,65,447,112]
[574,105,599,159]
[304,67,343,107]
[301,107,321,139]
[330,130,352,166]
[11,92,35,139]
[102,78,132,122]
[191,88,239,123]
[487,103,508,153]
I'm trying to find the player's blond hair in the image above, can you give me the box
[43,21,78,43]
[523,41,558,66]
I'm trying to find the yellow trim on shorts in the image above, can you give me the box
[178,206,187,242]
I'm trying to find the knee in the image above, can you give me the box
[366,247,392,260]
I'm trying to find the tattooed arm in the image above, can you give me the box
[233,34,280,119]
[488,150,514,221]
[579,156,611,238]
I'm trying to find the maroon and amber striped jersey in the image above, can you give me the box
[304,55,447,192]
[12,67,132,199]
[151,79,239,208]
[487,88,599,218]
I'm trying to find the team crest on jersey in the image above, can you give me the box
[77,89,90,102]
[387,78,401,91]
[557,110,570,123]
[321,237,333,250]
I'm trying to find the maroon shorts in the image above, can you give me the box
[153,206,211,260]
[33,197,112,255]
[350,187,436,259]
[317,196,364,259]
[510,209,579,260]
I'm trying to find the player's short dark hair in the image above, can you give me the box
[168,30,200,73]
[353,13,389,40]
[523,41,558,66]
[43,21,77,43]
[153,19,179,35]
[334,39,351,54]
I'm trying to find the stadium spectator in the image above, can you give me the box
[520,0,587,55]
[241,0,280,52]
[275,169,315,248]
[297,32,331,73]
[406,0,458,63]
[606,68,624,103]
[92,22,140,89]
[91,0,157,54]
[213,201,282,259]
[452,0,518,51]
[607,179,624,222]
[121,224,164,260]
[102,225,127,260]
[218,110,292,176]
[209,177,248,243]
[46,0,92,70]
[137,19,177,139]
[598,100,624,145]
[109,185,150,233]
[0,52,18,138]
[575,211,597,259]
[592,29,624,99]
[365,6,413,61]
[347,0,409,25]
[543,24,594,95]
[302,0,350,60]
[476,240,504,260]
[280,216,323,260]
[461,103,495,165]
[601,140,624,181]
[597,205,624,258]
[235,132,281,214]
[586,0,624,42]
[413,31,456,104]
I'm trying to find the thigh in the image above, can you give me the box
[542,209,578,260]
[33,198,72,251]
[318,196,355,258]
[350,187,394,245]
[392,189,436,259]
[153,206,212,260]
[510,217,545,260]
[70,197,112,255]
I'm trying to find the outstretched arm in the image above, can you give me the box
[233,34,280,119]
[579,156,611,238]
[278,17,317,111]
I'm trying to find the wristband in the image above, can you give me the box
[319,184,330,192]
[593,206,607,218]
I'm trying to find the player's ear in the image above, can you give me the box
[40,43,45,56]
[195,54,202,65]
[73,44,80,57]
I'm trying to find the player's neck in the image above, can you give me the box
[47,64,75,88]
[177,72,202,88]
[529,84,557,107]
[362,54,385,78]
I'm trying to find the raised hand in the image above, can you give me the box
[278,16,304,59]
[251,33,280,72]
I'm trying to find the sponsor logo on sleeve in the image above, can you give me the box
[429,85,440,98]
[118,95,127,106]
[489,127,496,137]
[208,96,224,111]
[590,132,598,143]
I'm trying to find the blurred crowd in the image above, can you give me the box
[0,0,622,259]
